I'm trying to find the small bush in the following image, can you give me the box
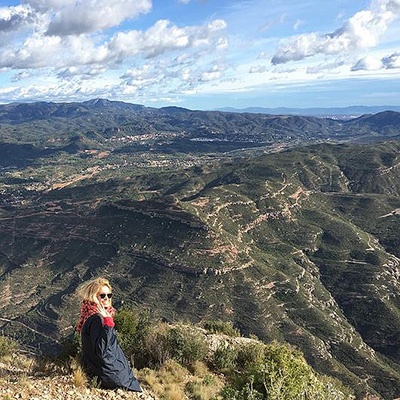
[144,324,208,368]
[0,336,18,358]
[144,323,174,367]
[168,326,208,366]
[59,332,81,360]
[236,341,265,371]
[114,308,151,369]
[203,320,240,337]
[212,342,238,371]
[263,341,317,399]
[220,378,264,400]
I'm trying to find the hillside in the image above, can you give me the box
[0,321,357,400]
[1,100,400,398]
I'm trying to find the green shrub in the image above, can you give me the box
[212,342,238,371]
[259,341,313,399]
[311,374,356,400]
[144,324,208,368]
[220,379,263,400]
[114,308,151,368]
[219,340,355,400]
[144,323,173,367]
[236,341,265,371]
[114,308,139,354]
[59,332,81,360]
[203,320,240,337]
[168,326,208,366]
[0,335,18,358]
[114,308,139,334]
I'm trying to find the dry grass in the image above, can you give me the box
[163,384,186,400]
[188,360,209,378]
[30,357,65,376]
[185,368,224,400]
[1,353,33,370]
[0,336,18,358]
[139,359,188,399]
[16,372,31,387]
[70,357,88,387]
[138,358,224,400]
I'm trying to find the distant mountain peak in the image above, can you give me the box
[159,106,191,113]
[83,98,117,107]
[82,98,145,110]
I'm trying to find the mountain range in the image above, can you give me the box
[216,105,400,117]
[1,99,400,399]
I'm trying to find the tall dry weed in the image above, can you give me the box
[70,356,88,387]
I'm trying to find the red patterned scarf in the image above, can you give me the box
[76,300,116,332]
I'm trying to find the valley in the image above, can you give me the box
[1,100,400,399]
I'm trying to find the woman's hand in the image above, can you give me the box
[97,303,112,318]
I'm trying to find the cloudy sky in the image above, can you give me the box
[0,0,400,109]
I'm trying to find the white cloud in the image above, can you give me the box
[306,60,345,74]
[45,0,152,36]
[351,55,383,70]
[382,51,400,68]
[0,4,34,32]
[0,34,62,68]
[271,0,400,64]
[352,51,400,70]
[293,19,303,31]
[57,65,107,80]
[23,0,77,13]
[199,64,227,82]
[0,15,226,72]
[121,65,152,80]
[180,67,192,81]
[11,70,31,82]
[0,33,111,69]
[109,19,226,59]
[109,20,190,58]
[249,65,268,73]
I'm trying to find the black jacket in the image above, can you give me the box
[81,314,142,392]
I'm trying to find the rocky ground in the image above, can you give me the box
[0,354,156,400]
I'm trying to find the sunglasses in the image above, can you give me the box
[99,293,113,299]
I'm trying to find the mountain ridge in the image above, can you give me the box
[216,105,400,117]
[0,99,400,161]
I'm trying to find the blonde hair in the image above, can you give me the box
[76,277,112,304]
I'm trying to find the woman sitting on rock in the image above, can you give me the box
[76,277,142,392]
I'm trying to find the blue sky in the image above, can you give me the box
[0,0,399,110]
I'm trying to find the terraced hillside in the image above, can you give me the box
[1,136,400,399]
